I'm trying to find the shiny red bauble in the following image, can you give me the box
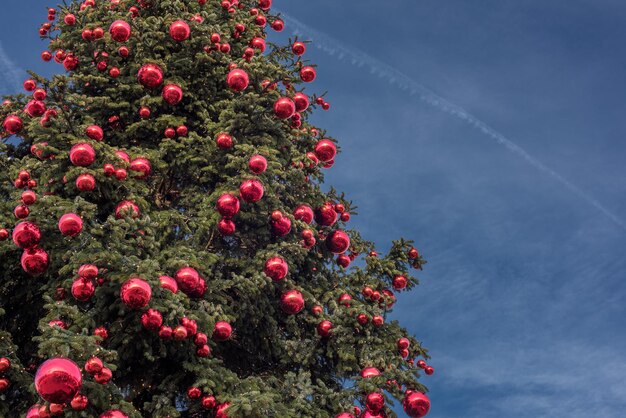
[366,392,385,413]
[315,139,337,162]
[71,278,95,302]
[202,395,217,409]
[12,221,40,249]
[392,275,408,290]
[70,394,89,411]
[300,66,316,82]
[109,20,131,42]
[26,100,46,117]
[3,115,23,134]
[59,213,83,237]
[78,264,98,280]
[0,378,9,392]
[162,84,183,105]
[218,219,236,235]
[120,278,152,309]
[271,19,284,32]
[94,367,112,384]
[317,320,333,337]
[115,200,140,219]
[280,289,304,314]
[315,203,337,226]
[14,205,29,219]
[212,321,232,341]
[0,358,10,373]
[424,366,434,375]
[84,357,103,375]
[100,410,128,418]
[264,256,288,281]
[227,68,249,92]
[175,267,202,295]
[274,97,296,119]
[215,403,231,418]
[258,0,272,10]
[69,143,96,167]
[326,230,350,254]
[398,337,410,350]
[35,358,82,404]
[372,315,384,327]
[403,392,430,417]
[216,194,240,218]
[271,216,292,237]
[409,247,419,259]
[239,179,264,203]
[21,248,49,275]
[169,20,190,41]
[139,107,151,118]
[138,64,164,88]
[250,37,266,52]
[216,133,233,149]
[248,154,267,174]
[293,92,309,112]
[76,173,96,191]
[86,125,103,141]
[159,275,178,293]
[0,229,8,241]
[292,42,306,56]
[141,309,163,331]
[360,367,381,379]
[130,158,152,179]
[293,204,314,224]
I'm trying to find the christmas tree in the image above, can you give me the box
[0,1,433,417]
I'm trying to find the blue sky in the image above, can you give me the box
[3,1,626,417]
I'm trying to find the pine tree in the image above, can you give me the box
[0,1,433,417]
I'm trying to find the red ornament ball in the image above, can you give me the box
[141,309,163,331]
[0,378,9,392]
[109,20,131,42]
[130,158,152,179]
[71,278,95,302]
[70,394,89,411]
[216,133,233,149]
[264,256,288,281]
[26,100,46,117]
[162,84,183,105]
[315,139,337,162]
[3,115,23,134]
[361,367,381,379]
[100,411,128,418]
[212,321,233,341]
[292,42,306,56]
[159,275,178,293]
[393,275,408,290]
[280,289,304,315]
[326,230,350,254]
[424,366,434,375]
[175,267,202,296]
[0,358,11,373]
[12,221,41,249]
[239,179,264,203]
[115,200,140,219]
[120,278,152,309]
[366,392,385,413]
[202,395,217,409]
[271,216,292,237]
[315,203,338,226]
[35,358,82,404]
[216,194,240,218]
[169,20,190,41]
[248,154,267,174]
[84,357,103,375]
[59,213,83,237]
[138,64,164,88]
[403,392,431,417]
[218,219,236,235]
[86,125,103,141]
[76,174,96,192]
[398,337,410,350]
[227,69,249,92]
[300,66,317,82]
[293,92,309,112]
[70,143,96,167]
[258,0,272,10]
[94,367,112,384]
[317,320,333,337]
[293,205,314,224]
[21,248,49,275]
[274,97,296,119]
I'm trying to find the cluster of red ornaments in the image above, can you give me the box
[186,386,230,416]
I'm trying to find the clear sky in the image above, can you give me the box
[2,1,626,417]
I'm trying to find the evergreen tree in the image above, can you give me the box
[0,1,433,417]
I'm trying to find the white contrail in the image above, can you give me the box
[278,10,626,231]
[0,41,22,93]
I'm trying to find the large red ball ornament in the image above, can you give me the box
[403,392,430,417]
[138,64,164,88]
[314,139,337,162]
[397,337,410,350]
[86,125,104,141]
[293,93,309,112]
[130,158,152,179]
[21,247,49,275]
[361,367,381,379]
[258,0,272,10]
[315,203,337,226]
[162,84,183,105]
[115,200,140,219]
[274,97,296,119]
[169,20,190,41]
[293,205,314,224]
[317,320,333,337]
[216,194,240,218]
[71,278,95,302]
[239,179,264,203]
[326,230,350,254]
[212,321,232,341]
[248,154,267,174]
[76,174,96,192]
[175,267,202,296]
[12,222,41,249]
[264,256,288,281]
[120,278,152,309]
[3,115,23,134]
[34,358,82,404]
[100,411,128,418]
[26,100,46,117]
[271,216,292,237]
[292,42,306,56]
[366,392,385,413]
[227,69,249,92]
[300,66,317,82]
[216,133,233,149]
[59,213,83,237]
[392,275,408,290]
[280,290,304,314]
[109,20,131,42]
[69,143,96,167]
